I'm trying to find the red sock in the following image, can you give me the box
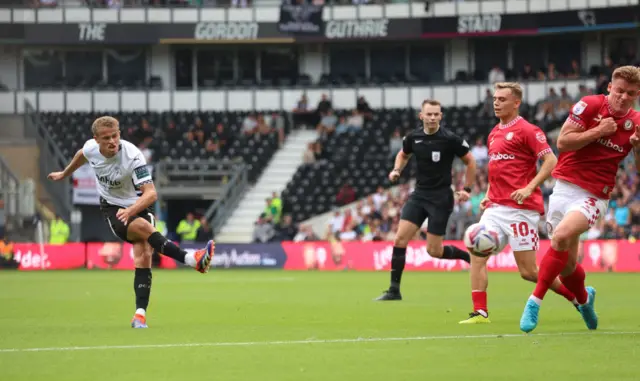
[533,247,569,300]
[560,264,588,304]
[472,291,487,315]
[552,283,577,303]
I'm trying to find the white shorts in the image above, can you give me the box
[479,204,541,252]
[546,180,608,238]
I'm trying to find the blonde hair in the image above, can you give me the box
[91,116,119,136]
[612,65,640,86]
[421,99,441,108]
[494,82,523,100]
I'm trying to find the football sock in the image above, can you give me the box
[551,281,579,305]
[443,245,471,263]
[471,290,488,316]
[147,232,187,263]
[134,268,152,311]
[532,247,569,301]
[560,263,589,305]
[390,246,407,292]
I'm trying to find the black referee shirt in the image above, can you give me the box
[401,127,470,192]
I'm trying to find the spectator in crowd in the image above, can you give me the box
[176,212,200,243]
[253,213,275,243]
[470,136,488,167]
[335,181,356,206]
[195,217,213,243]
[275,214,298,241]
[388,128,403,159]
[49,214,70,245]
[488,65,505,84]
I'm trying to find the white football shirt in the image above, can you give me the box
[82,139,153,207]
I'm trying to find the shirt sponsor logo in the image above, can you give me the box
[597,138,624,153]
[489,153,516,161]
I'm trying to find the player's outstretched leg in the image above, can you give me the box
[146,231,214,273]
[520,211,589,333]
[375,220,421,301]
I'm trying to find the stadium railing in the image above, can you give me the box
[153,158,249,235]
[23,101,73,221]
[0,78,597,113]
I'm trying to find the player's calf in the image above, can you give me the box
[426,233,470,263]
[126,218,213,272]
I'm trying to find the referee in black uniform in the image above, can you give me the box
[376,99,476,301]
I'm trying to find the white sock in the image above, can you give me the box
[135,308,146,317]
[571,298,579,306]
[185,252,197,267]
[529,295,542,305]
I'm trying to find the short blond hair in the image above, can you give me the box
[421,99,441,108]
[91,116,119,136]
[494,82,523,100]
[612,65,640,86]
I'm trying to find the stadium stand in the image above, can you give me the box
[281,103,536,224]
[38,110,290,183]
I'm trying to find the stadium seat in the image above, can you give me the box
[39,110,290,183]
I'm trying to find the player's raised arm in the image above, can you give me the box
[48,149,87,181]
[556,99,617,152]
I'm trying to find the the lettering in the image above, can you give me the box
[97,175,121,187]
[194,22,259,40]
[489,152,516,161]
[597,138,624,153]
[325,19,389,39]
[457,14,501,34]
[78,23,106,41]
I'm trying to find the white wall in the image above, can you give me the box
[0,78,597,114]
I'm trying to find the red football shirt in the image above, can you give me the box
[487,116,552,215]
[553,94,639,199]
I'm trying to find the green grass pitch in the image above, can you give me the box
[1,270,639,381]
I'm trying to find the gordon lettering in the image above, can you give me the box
[194,22,259,40]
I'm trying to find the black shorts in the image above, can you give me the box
[100,198,155,243]
[400,189,454,236]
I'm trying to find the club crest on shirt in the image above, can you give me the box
[624,119,633,130]
[535,131,546,143]
[572,101,587,115]
[432,151,440,162]
[506,132,514,140]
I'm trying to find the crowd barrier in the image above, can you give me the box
[5,240,640,273]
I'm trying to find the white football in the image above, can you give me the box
[463,223,501,257]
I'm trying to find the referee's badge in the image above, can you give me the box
[432,151,440,162]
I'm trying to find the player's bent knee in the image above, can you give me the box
[393,235,410,248]
[426,243,443,257]
[127,218,156,242]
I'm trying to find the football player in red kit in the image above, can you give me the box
[520,66,640,333]
[459,82,578,324]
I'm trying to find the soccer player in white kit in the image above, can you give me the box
[459,83,579,324]
[48,116,214,329]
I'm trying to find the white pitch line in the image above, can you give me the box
[1,331,638,354]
